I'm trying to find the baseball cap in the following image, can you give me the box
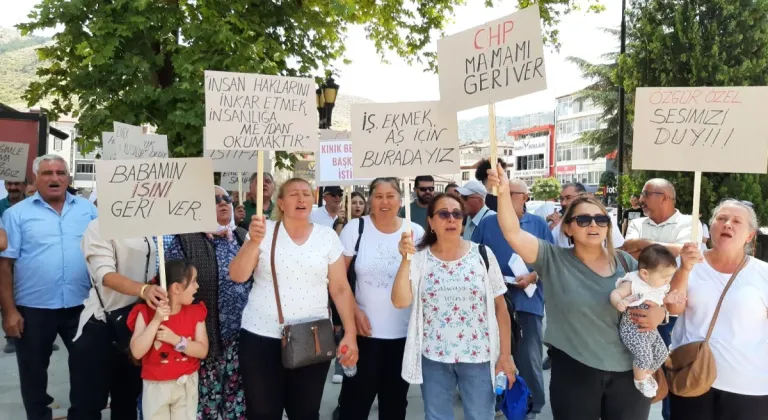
[324,186,343,196]
[456,180,487,197]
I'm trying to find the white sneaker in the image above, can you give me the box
[332,374,343,384]
[634,375,658,398]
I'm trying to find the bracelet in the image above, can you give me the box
[139,284,149,299]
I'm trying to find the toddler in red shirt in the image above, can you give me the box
[128,260,208,420]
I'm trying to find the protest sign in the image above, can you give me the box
[351,101,460,179]
[632,86,768,173]
[221,171,254,191]
[204,149,270,173]
[95,158,217,240]
[316,130,370,186]
[101,132,117,160]
[113,122,142,142]
[204,71,317,152]
[116,134,169,159]
[0,142,29,181]
[436,5,547,112]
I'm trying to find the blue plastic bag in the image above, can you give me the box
[499,374,532,420]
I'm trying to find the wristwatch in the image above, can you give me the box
[175,336,188,353]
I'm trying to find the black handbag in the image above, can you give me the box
[271,221,336,369]
[91,237,151,354]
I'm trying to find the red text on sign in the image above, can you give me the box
[474,20,515,50]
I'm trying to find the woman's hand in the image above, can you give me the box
[486,163,509,192]
[142,284,168,309]
[338,333,359,367]
[152,304,170,324]
[629,303,667,332]
[495,354,517,389]
[679,242,703,272]
[398,232,416,259]
[156,324,181,346]
[664,290,687,305]
[248,215,266,245]
[354,307,372,337]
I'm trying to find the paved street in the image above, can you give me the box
[0,337,663,420]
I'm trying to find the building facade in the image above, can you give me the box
[507,124,555,186]
[554,93,610,188]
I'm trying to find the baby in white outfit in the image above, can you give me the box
[610,245,685,398]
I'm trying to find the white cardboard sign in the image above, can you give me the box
[436,5,547,112]
[316,130,370,186]
[632,86,768,173]
[113,122,142,142]
[0,142,29,182]
[116,134,169,159]
[204,71,317,152]
[95,158,218,239]
[220,171,254,191]
[351,101,460,179]
[101,132,117,160]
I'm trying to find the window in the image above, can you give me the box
[54,139,63,152]
[76,162,94,174]
[557,97,574,117]
[462,171,470,181]
[557,143,596,163]
[577,115,598,132]
[516,154,545,171]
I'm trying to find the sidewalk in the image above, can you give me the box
[0,337,662,420]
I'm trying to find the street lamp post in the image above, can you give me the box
[316,76,340,205]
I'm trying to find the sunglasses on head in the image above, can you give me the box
[433,209,464,220]
[417,187,435,192]
[215,195,233,204]
[572,214,611,228]
[720,198,754,208]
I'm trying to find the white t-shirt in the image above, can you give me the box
[310,206,337,228]
[241,220,344,339]
[339,216,425,339]
[670,257,768,395]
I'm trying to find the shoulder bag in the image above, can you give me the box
[665,255,749,397]
[271,221,336,369]
[91,237,151,354]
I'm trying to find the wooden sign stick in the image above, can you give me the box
[488,103,498,196]
[346,186,352,221]
[256,151,264,216]
[156,235,168,320]
[237,170,244,206]
[403,177,413,261]
[690,171,702,243]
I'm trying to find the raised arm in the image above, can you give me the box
[668,243,702,315]
[230,215,265,283]
[486,164,540,264]
[391,232,416,309]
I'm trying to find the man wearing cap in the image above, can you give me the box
[311,185,343,228]
[457,180,495,240]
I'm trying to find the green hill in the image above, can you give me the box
[0,27,50,108]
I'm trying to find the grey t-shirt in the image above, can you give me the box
[531,239,638,372]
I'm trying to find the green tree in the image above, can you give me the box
[599,171,617,188]
[17,0,603,165]
[530,177,561,200]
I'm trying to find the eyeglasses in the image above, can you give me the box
[558,194,579,202]
[433,209,464,220]
[215,195,233,204]
[572,214,611,228]
[640,191,665,199]
[417,187,435,193]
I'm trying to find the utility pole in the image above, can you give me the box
[616,0,627,222]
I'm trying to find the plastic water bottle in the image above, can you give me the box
[340,345,357,377]
[495,372,507,395]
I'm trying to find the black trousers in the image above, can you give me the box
[15,305,82,420]
[68,316,142,420]
[548,347,650,420]
[339,336,409,420]
[239,329,330,420]
[670,388,768,420]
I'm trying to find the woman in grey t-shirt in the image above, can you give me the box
[487,166,668,420]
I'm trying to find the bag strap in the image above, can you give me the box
[617,251,630,273]
[354,217,364,253]
[704,255,749,342]
[478,244,490,270]
[270,221,287,340]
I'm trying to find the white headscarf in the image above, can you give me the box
[208,186,235,240]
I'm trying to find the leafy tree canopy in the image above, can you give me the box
[530,177,561,200]
[18,0,603,166]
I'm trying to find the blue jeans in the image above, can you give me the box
[515,312,545,413]
[421,356,495,420]
[658,316,678,420]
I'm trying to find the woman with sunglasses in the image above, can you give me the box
[162,186,251,420]
[392,193,515,419]
[487,166,665,420]
[336,178,425,419]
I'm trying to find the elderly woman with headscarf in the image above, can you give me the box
[163,186,251,420]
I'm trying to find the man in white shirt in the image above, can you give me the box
[457,180,495,240]
[310,185,343,228]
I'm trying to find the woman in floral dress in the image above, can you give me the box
[392,192,517,420]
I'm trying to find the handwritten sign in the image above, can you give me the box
[95,158,217,240]
[113,122,142,142]
[632,86,768,173]
[316,130,370,186]
[436,5,547,112]
[220,171,254,191]
[101,132,117,160]
[351,101,460,178]
[116,134,169,160]
[203,71,317,152]
[0,142,29,181]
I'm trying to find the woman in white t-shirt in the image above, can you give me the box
[336,177,425,419]
[229,177,359,419]
[392,193,515,419]
[668,199,768,420]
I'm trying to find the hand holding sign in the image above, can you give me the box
[248,215,266,245]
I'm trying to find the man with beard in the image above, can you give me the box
[398,175,434,230]
[0,155,97,420]
[311,185,343,228]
